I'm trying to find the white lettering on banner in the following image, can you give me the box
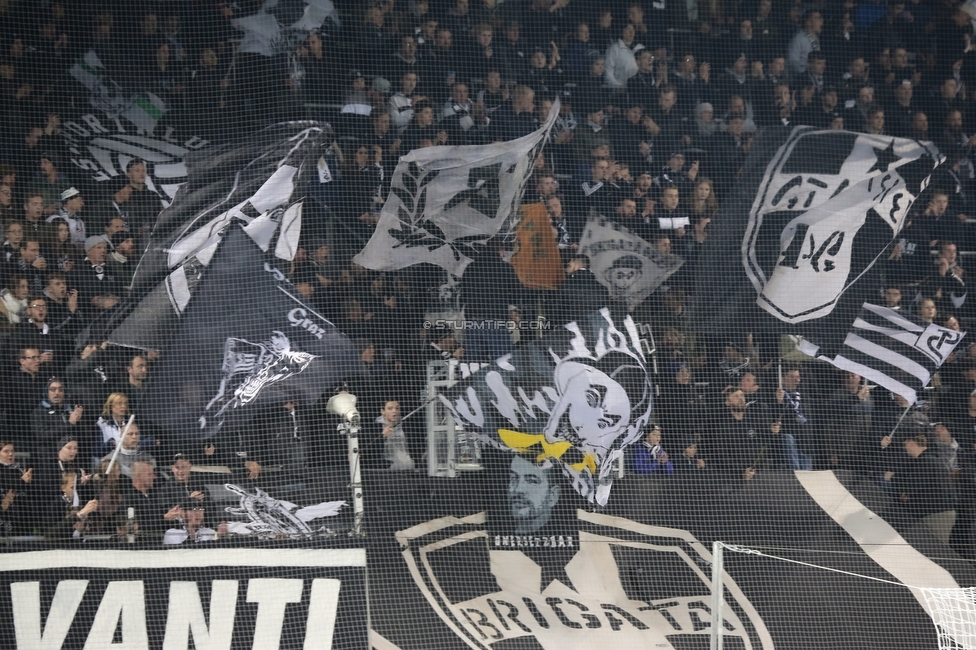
[288,307,326,339]
[304,579,342,650]
[12,580,88,649]
[84,580,149,649]
[247,579,305,650]
[398,512,774,650]
[11,578,343,650]
[162,581,239,650]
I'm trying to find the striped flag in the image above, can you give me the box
[801,303,966,404]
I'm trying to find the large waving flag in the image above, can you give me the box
[579,216,684,309]
[142,226,359,441]
[233,0,340,57]
[692,126,941,350]
[88,122,334,350]
[354,102,560,277]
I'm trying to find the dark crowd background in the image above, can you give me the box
[0,0,975,552]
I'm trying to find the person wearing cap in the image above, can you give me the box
[70,235,123,315]
[46,187,86,247]
[31,377,83,457]
[655,151,697,197]
[32,435,92,532]
[158,453,208,512]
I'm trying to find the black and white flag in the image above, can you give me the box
[353,101,560,277]
[440,308,653,505]
[694,127,941,341]
[143,226,359,441]
[88,123,330,350]
[129,122,329,297]
[579,217,684,308]
[801,303,965,404]
[233,0,339,57]
[65,50,209,202]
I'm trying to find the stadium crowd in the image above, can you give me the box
[0,0,975,551]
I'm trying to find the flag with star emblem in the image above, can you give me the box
[439,308,653,506]
[693,126,941,350]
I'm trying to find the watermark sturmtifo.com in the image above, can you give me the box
[423,319,554,331]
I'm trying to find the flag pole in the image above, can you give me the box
[105,414,136,476]
[886,403,914,440]
[398,396,439,424]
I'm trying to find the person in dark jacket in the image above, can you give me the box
[886,431,957,543]
[0,440,33,534]
[33,436,92,534]
[43,470,99,539]
[31,377,84,459]
[460,239,524,362]
[488,85,537,142]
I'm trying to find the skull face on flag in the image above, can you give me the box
[440,309,652,505]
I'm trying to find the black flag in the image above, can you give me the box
[693,126,940,350]
[143,225,359,441]
[129,121,337,298]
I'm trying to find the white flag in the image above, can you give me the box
[579,217,684,308]
[353,101,560,277]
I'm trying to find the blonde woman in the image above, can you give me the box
[94,393,130,462]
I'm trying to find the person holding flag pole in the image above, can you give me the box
[104,414,136,477]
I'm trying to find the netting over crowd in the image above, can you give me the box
[2,1,976,642]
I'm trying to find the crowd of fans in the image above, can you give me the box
[0,0,975,551]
